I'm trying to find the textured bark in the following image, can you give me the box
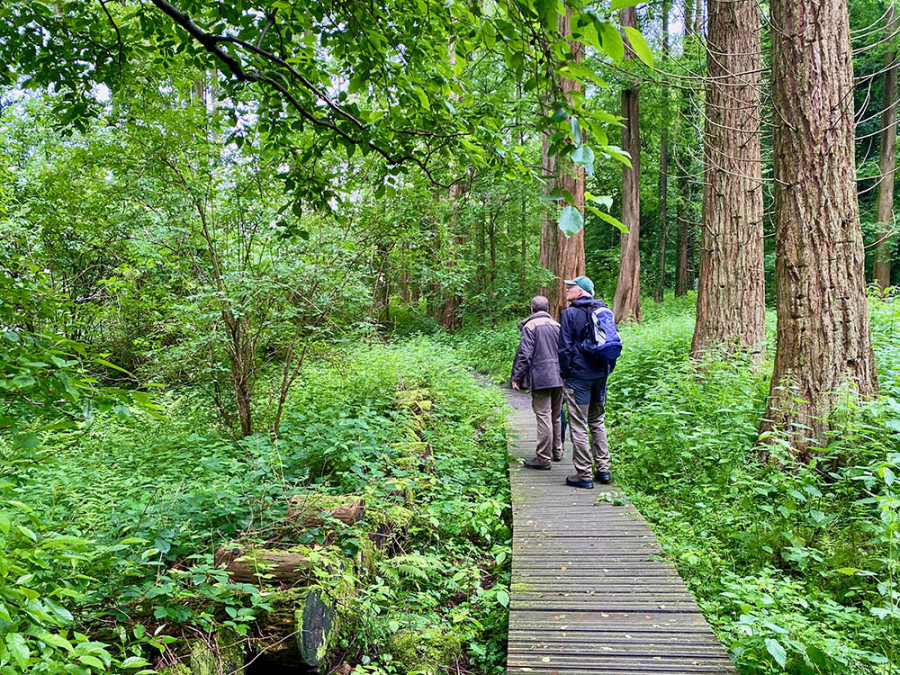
[540,9,586,319]
[691,0,765,356]
[613,6,642,324]
[215,545,312,585]
[875,5,899,290]
[287,496,365,527]
[764,0,879,457]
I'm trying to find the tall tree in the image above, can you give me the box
[675,0,699,298]
[875,3,899,290]
[764,0,879,457]
[613,6,642,323]
[540,9,586,319]
[691,0,765,355]
[655,1,671,304]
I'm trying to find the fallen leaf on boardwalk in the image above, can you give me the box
[601,612,610,617]
[541,657,552,663]
[560,566,567,571]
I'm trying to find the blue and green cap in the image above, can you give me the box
[564,275,594,295]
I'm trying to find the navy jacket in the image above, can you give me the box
[511,311,564,391]
[558,296,613,381]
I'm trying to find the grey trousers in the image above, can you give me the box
[564,387,610,480]
[532,387,564,466]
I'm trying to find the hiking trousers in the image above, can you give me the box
[564,377,610,480]
[532,386,564,466]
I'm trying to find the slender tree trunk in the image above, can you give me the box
[875,5,898,290]
[613,6,642,324]
[540,9,586,319]
[763,0,879,459]
[691,0,765,356]
[655,2,670,304]
[675,0,696,298]
[489,213,497,327]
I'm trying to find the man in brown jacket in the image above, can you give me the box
[511,296,564,469]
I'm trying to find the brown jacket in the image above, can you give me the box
[511,311,564,391]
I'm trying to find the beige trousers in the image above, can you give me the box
[532,387,564,466]
[564,393,609,480]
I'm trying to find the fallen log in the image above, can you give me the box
[214,544,312,585]
[287,495,365,527]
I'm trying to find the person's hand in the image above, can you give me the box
[512,381,520,390]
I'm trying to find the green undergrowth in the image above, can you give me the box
[0,340,511,673]
[453,293,898,674]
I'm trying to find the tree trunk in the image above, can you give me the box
[691,0,765,356]
[613,6,642,324]
[875,5,899,290]
[676,0,698,298]
[763,0,879,458]
[655,2,670,304]
[540,9,586,320]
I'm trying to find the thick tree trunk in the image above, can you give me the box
[691,0,765,356]
[613,6,642,324]
[540,9,586,319]
[763,0,879,458]
[875,5,899,290]
[655,2,670,304]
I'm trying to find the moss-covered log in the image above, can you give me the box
[215,544,312,585]
[287,495,365,527]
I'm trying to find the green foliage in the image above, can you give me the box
[608,298,900,673]
[453,296,899,673]
[0,340,510,672]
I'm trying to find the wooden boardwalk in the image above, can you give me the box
[506,390,736,674]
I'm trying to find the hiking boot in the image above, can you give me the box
[524,458,552,470]
[594,470,611,484]
[552,452,564,462]
[566,475,594,489]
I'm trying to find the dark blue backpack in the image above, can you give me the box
[580,303,623,363]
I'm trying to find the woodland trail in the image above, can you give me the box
[505,389,736,674]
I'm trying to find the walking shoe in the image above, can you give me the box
[552,453,563,462]
[524,458,552,470]
[594,471,611,484]
[566,475,594,489]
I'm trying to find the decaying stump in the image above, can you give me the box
[254,587,338,668]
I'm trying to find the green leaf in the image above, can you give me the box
[586,193,614,209]
[0,513,9,536]
[599,22,625,62]
[836,567,860,575]
[37,632,74,653]
[17,525,37,542]
[610,0,643,9]
[558,206,584,237]
[6,633,30,669]
[536,0,559,32]
[765,637,787,668]
[570,144,595,176]
[623,26,654,67]
[570,116,581,146]
[78,654,105,669]
[586,206,629,234]
[495,590,510,607]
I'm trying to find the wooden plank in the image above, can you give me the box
[505,389,735,673]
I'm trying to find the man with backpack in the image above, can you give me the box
[511,296,565,469]
[558,276,621,489]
